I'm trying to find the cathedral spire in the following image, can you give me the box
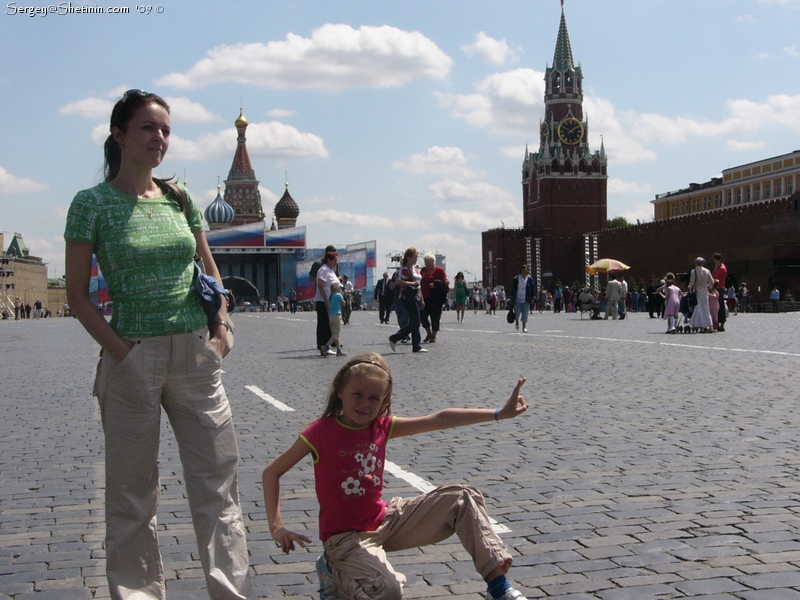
[224,108,263,225]
[553,1,574,72]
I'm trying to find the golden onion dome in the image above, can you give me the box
[235,108,248,128]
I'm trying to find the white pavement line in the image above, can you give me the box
[245,385,296,412]
[445,326,800,358]
[384,460,436,493]
[384,460,512,535]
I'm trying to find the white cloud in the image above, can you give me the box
[303,209,406,229]
[461,32,518,65]
[431,181,521,232]
[411,232,482,276]
[501,145,527,160]
[784,45,799,58]
[607,179,655,194]
[164,96,221,122]
[303,208,427,231]
[60,97,114,120]
[60,95,219,123]
[725,140,767,151]
[166,121,328,162]
[156,24,452,91]
[52,204,69,221]
[436,68,545,135]
[0,167,49,194]
[242,122,329,159]
[585,93,800,164]
[260,186,280,206]
[434,208,513,232]
[428,180,517,209]
[617,203,655,224]
[726,93,800,132]
[393,146,480,179]
[267,108,297,118]
[578,97,654,165]
[90,123,108,145]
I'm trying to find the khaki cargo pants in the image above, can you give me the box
[323,485,512,600]
[95,327,252,600]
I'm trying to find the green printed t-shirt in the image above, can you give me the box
[64,182,207,337]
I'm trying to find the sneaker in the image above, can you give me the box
[316,555,339,600]
[327,348,337,355]
[389,338,397,352]
[337,349,347,356]
[486,587,528,600]
[413,347,428,353]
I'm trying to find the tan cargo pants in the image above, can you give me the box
[323,485,512,600]
[95,327,252,600]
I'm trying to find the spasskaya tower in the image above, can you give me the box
[482,1,607,289]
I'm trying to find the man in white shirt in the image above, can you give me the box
[605,273,623,320]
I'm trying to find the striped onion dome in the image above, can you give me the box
[205,185,235,225]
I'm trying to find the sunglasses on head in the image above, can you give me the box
[121,89,165,104]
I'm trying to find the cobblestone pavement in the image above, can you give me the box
[2,307,800,599]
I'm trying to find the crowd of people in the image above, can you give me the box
[4,298,50,320]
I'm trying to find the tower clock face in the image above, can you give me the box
[557,117,584,145]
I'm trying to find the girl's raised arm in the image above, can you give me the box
[392,378,528,438]
[262,437,313,553]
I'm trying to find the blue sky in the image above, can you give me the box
[2,0,799,283]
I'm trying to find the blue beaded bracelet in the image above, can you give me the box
[494,408,500,421]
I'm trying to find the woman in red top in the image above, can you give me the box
[419,252,449,343]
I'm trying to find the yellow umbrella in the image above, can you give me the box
[585,258,631,275]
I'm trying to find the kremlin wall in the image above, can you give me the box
[595,192,800,300]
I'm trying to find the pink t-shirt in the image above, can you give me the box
[301,416,396,541]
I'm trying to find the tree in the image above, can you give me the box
[606,216,630,229]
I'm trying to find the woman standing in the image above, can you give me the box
[420,252,449,343]
[389,248,427,353]
[314,251,341,355]
[688,257,714,332]
[64,90,251,599]
[510,265,535,332]
[454,272,468,323]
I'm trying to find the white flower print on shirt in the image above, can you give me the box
[342,477,365,496]
[345,445,383,496]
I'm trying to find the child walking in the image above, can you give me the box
[709,280,721,331]
[326,283,346,356]
[660,274,684,334]
[262,353,530,600]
